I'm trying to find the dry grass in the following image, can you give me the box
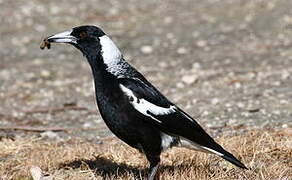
[0,128,291,180]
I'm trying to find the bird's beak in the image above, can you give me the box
[46,30,77,44]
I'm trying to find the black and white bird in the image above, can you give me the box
[42,25,247,180]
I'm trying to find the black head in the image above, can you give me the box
[44,25,122,69]
[71,25,106,39]
[46,25,106,58]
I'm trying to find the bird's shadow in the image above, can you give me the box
[58,156,198,179]
[59,156,145,179]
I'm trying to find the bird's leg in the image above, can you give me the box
[146,155,160,180]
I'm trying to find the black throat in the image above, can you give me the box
[75,38,112,83]
[84,48,120,101]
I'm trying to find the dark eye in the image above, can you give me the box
[79,32,87,38]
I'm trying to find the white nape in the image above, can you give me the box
[120,84,176,123]
[99,35,122,66]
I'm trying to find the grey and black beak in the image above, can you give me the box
[47,30,77,44]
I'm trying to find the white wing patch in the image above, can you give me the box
[120,84,176,123]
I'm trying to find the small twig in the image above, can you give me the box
[209,123,246,130]
[0,126,68,132]
[23,106,89,115]
[0,125,108,133]
[247,108,260,113]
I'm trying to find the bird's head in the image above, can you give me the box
[42,25,121,64]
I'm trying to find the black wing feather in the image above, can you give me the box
[118,77,218,146]
[118,77,172,108]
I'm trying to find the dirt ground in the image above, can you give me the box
[0,0,291,179]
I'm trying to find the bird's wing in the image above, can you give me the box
[118,77,247,169]
[118,77,214,143]
[118,77,175,123]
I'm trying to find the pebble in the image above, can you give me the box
[40,70,51,78]
[177,47,187,54]
[237,102,245,108]
[51,80,63,86]
[109,8,119,16]
[140,45,153,54]
[30,166,42,180]
[272,81,281,86]
[192,63,201,70]
[176,82,184,88]
[281,71,290,80]
[182,74,198,85]
[211,98,220,105]
[273,110,281,115]
[280,100,288,104]
[83,122,94,128]
[226,107,233,112]
[158,62,168,68]
[196,40,207,47]
[234,82,242,89]
[33,59,43,65]
[30,166,53,180]
[202,110,209,116]
[283,15,292,24]
[40,131,61,141]
[225,103,232,108]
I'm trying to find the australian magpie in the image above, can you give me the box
[41,25,247,180]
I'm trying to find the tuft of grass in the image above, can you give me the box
[0,128,291,180]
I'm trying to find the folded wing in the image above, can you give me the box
[118,77,247,169]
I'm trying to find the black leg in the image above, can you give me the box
[146,155,160,180]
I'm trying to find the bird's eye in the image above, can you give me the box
[79,32,87,38]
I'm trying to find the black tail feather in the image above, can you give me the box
[221,151,248,169]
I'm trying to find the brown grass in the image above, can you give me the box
[0,128,291,180]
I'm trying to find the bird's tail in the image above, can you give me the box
[220,149,248,169]
[180,138,247,169]
[201,144,248,169]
